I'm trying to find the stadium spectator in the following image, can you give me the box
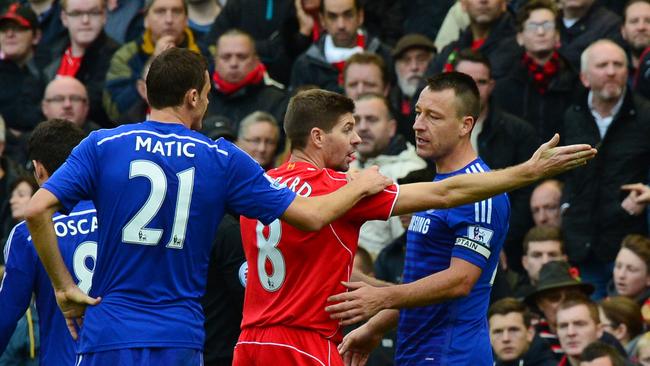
[1,176,38,242]
[621,0,650,75]
[636,332,650,366]
[40,0,118,127]
[289,0,391,93]
[530,179,563,227]
[390,33,436,143]
[514,226,568,298]
[558,0,622,71]
[579,341,626,366]
[0,116,26,257]
[103,0,144,45]
[327,73,596,365]
[492,0,580,142]
[428,0,517,80]
[235,111,280,170]
[25,0,65,53]
[280,0,322,66]
[599,296,644,355]
[24,47,392,366]
[343,52,389,101]
[0,3,45,132]
[360,0,403,47]
[187,0,221,42]
[609,234,650,304]
[116,57,152,124]
[454,48,538,272]
[435,1,471,52]
[556,297,606,366]
[207,29,287,133]
[350,93,426,258]
[0,119,94,365]
[525,260,594,359]
[488,297,556,366]
[561,39,650,299]
[103,0,202,122]
[622,183,650,209]
[204,0,296,84]
[41,77,100,134]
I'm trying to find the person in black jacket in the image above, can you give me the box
[39,0,119,127]
[454,49,539,272]
[488,298,557,366]
[206,29,287,133]
[492,0,580,142]
[560,39,650,300]
[427,0,518,81]
[289,0,392,93]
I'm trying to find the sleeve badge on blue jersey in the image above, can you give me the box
[467,225,493,247]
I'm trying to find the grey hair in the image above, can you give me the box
[580,39,627,72]
[238,111,279,139]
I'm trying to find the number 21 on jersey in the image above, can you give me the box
[256,219,286,292]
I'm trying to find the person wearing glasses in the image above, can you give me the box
[41,76,100,134]
[493,0,579,143]
[235,111,281,170]
[40,0,118,128]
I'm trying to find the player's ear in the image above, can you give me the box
[310,127,324,148]
[32,160,49,185]
[187,88,199,108]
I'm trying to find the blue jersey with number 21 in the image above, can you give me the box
[42,121,296,353]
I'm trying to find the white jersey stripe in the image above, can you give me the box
[96,130,229,156]
[487,198,493,224]
[236,341,326,366]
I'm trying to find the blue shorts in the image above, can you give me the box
[76,348,203,366]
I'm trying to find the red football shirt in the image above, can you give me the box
[240,161,399,342]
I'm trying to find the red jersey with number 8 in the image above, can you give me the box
[239,161,399,342]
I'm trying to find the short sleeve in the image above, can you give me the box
[225,146,296,225]
[43,133,98,214]
[345,184,399,223]
[450,202,501,270]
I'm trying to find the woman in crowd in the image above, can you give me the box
[609,235,650,304]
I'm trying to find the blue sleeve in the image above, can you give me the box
[43,133,98,214]
[450,202,501,270]
[224,146,296,225]
[0,226,36,352]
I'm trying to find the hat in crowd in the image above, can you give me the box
[0,3,38,30]
[392,33,436,59]
[201,115,236,142]
[524,261,594,305]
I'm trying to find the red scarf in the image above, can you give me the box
[312,17,321,42]
[522,51,560,95]
[212,63,266,95]
[471,38,486,50]
[57,47,83,77]
[331,33,366,85]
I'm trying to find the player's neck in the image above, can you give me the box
[434,140,477,174]
[149,108,192,128]
[288,149,325,169]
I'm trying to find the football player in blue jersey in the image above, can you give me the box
[327,72,567,365]
[23,48,392,366]
[0,119,93,365]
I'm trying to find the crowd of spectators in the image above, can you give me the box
[1,0,650,365]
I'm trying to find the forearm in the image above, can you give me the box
[381,269,470,309]
[26,210,75,291]
[365,309,399,335]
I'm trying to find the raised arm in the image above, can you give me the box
[281,166,392,231]
[392,134,596,216]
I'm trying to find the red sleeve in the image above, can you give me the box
[343,184,399,223]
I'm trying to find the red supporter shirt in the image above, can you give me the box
[240,161,399,342]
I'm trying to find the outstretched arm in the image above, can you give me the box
[392,134,596,216]
[25,188,100,340]
[281,166,392,231]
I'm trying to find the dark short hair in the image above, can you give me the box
[320,0,360,14]
[488,297,533,328]
[515,0,559,33]
[344,52,388,85]
[28,119,85,175]
[599,296,644,340]
[284,89,355,150]
[215,28,256,54]
[426,72,480,121]
[145,0,188,15]
[580,342,625,366]
[146,48,208,109]
[620,234,650,271]
[624,0,650,22]
[454,48,492,74]
[356,93,394,120]
[523,226,564,254]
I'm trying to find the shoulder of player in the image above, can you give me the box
[3,221,30,262]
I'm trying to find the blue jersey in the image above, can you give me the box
[0,201,97,365]
[396,159,510,365]
[42,121,296,353]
